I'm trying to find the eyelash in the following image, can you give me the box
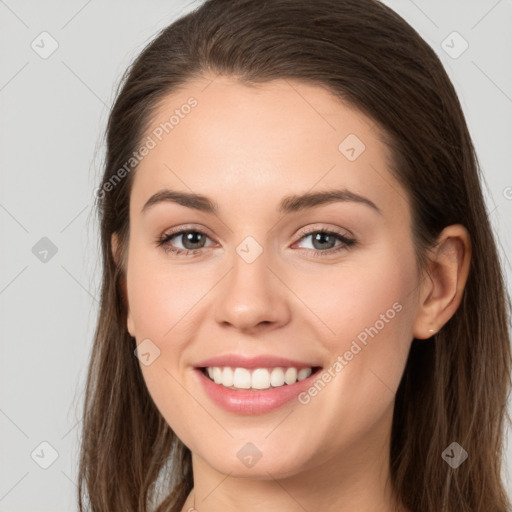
[156,226,357,258]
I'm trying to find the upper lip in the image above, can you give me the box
[194,354,322,370]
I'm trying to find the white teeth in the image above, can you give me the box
[233,368,252,389]
[251,369,270,390]
[212,367,223,384]
[284,367,297,385]
[270,367,285,387]
[222,367,234,387]
[297,367,312,381]
[204,366,315,390]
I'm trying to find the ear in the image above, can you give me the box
[111,232,135,338]
[412,224,471,339]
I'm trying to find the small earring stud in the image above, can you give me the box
[428,329,435,333]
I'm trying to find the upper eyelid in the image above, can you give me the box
[163,221,352,236]
[162,224,216,242]
[295,223,353,239]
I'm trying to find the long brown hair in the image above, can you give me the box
[78,1,512,510]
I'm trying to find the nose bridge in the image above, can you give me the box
[214,234,290,331]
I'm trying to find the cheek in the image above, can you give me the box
[287,254,416,444]
[126,247,202,432]
[294,249,414,345]
[290,245,417,412]
[126,244,205,339]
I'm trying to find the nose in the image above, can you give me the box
[214,247,291,334]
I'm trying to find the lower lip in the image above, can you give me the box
[194,367,322,415]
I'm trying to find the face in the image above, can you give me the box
[120,76,422,479]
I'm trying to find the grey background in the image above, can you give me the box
[0,0,511,510]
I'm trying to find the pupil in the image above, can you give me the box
[313,232,334,250]
[184,232,204,249]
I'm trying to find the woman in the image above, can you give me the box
[79,0,512,511]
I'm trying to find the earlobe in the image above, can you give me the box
[412,224,471,339]
[127,305,135,338]
[121,275,135,337]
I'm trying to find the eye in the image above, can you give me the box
[293,228,356,256]
[156,227,215,256]
[156,226,357,257]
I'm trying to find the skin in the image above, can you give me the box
[112,75,471,512]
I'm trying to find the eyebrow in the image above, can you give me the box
[140,188,382,216]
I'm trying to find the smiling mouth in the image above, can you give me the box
[199,365,322,391]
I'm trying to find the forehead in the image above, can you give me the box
[130,75,407,222]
